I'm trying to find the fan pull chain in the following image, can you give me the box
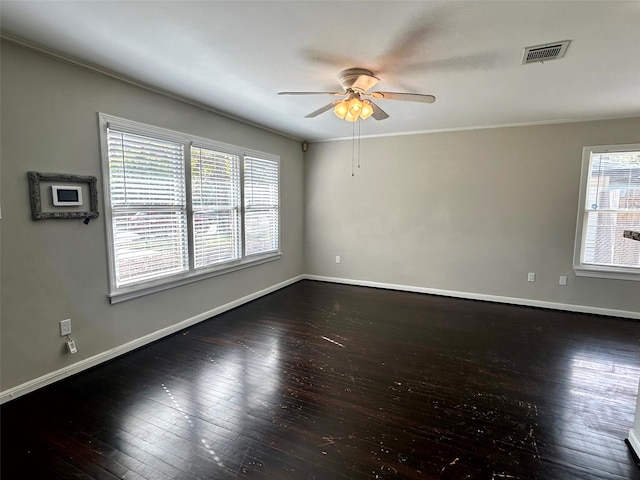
[351,120,356,176]
[357,119,361,169]
[351,119,363,176]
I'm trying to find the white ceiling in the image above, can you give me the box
[2,1,640,142]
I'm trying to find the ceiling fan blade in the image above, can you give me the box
[377,23,435,74]
[402,52,498,73]
[305,101,340,118]
[278,91,343,96]
[301,48,356,68]
[369,91,436,103]
[369,101,389,121]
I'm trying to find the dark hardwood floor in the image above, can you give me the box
[2,280,639,479]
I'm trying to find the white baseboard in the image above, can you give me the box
[628,427,640,460]
[0,275,304,405]
[304,275,640,320]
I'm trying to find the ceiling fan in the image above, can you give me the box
[278,68,436,122]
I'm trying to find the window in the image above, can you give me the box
[244,156,279,256]
[574,144,640,281]
[191,146,242,268]
[99,114,280,302]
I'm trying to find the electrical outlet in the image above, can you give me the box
[60,319,72,336]
[559,275,567,286]
[527,272,536,282]
[335,255,341,264]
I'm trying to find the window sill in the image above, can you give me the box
[108,252,283,304]
[574,264,640,282]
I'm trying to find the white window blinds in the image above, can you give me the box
[191,146,242,268]
[244,156,279,256]
[107,128,188,286]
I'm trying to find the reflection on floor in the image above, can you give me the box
[2,280,639,479]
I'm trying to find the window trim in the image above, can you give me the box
[573,143,640,282]
[98,113,282,303]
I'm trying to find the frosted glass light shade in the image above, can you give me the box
[360,101,373,119]
[348,98,362,116]
[333,100,348,119]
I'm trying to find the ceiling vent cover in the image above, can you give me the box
[522,40,571,64]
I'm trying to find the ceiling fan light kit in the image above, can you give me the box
[279,68,436,123]
[334,96,373,122]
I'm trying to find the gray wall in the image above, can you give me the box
[1,42,305,391]
[304,117,640,314]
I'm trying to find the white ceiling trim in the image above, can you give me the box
[315,114,640,143]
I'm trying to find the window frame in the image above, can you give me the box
[573,143,640,282]
[99,113,282,303]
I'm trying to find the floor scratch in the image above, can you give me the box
[322,336,345,348]
[492,472,517,479]
[318,435,344,447]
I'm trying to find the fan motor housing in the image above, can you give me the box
[338,68,379,92]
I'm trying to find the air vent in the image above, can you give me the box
[522,40,571,64]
